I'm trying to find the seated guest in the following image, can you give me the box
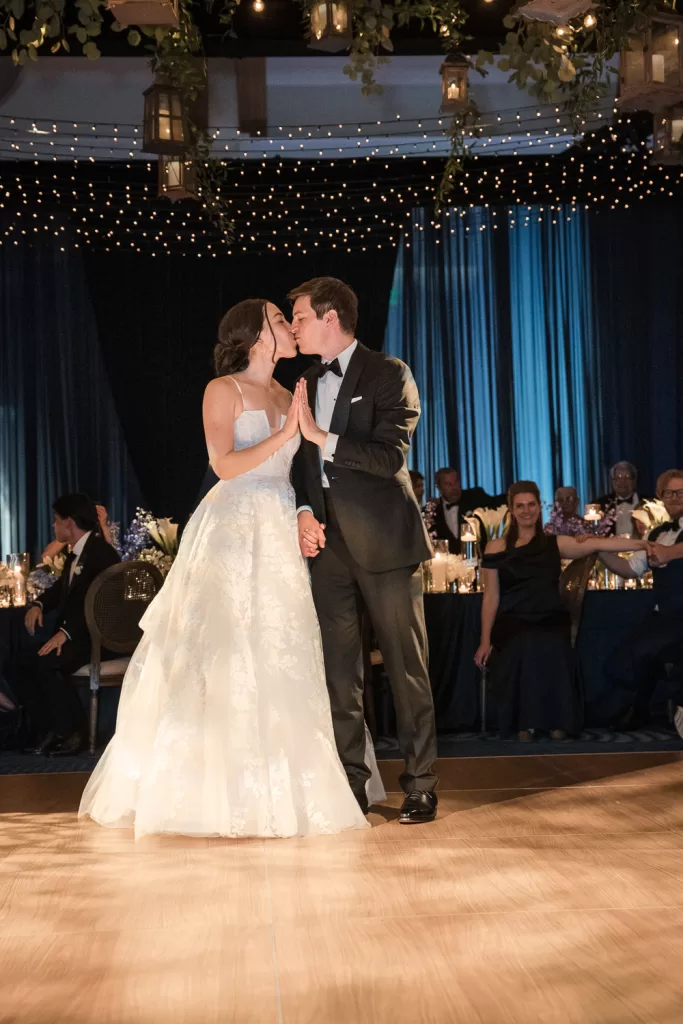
[599,469,683,730]
[408,470,425,508]
[595,462,644,537]
[40,503,115,562]
[544,486,584,535]
[5,493,120,756]
[475,481,647,742]
[427,468,506,552]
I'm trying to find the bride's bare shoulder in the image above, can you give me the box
[203,376,241,413]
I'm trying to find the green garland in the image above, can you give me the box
[0,0,671,207]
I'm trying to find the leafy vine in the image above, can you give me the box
[0,0,674,206]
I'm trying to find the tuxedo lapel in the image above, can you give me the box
[306,368,319,418]
[329,344,365,437]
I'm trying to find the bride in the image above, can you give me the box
[79,299,384,840]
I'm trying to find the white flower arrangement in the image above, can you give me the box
[632,499,669,535]
[465,505,510,542]
[445,554,476,585]
[138,546,175,577]
[147,517,179,557]
[36,551,68,577]
[0,562,15,585]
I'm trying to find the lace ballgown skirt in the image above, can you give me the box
[79,426,375,839]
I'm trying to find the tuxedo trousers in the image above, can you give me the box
[605,611,683,716]
[6,646,89,740]
[309,493,438,798]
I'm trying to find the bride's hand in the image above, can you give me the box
[296,381,326,447]
[280,391,300,442]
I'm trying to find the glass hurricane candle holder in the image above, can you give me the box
[460,522,478,566]
[424,540,449,593]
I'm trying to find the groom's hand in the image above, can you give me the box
[298,510,326,558]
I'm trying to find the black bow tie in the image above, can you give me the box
[659,521,682,534]
[444,502,459,511]
[314,358,343,379]
[616,497,635,506]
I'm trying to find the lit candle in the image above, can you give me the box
[12,566,26,607]
[430,553,448,593]
[584,504,602,522]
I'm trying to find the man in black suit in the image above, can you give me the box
[290,277,438,824]
[429,467,506,552]
[6,493,120,756]
[600,469,683,729]
[594,461,645,537]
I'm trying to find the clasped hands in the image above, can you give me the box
[575,534,673,566]
[282,381,327,449]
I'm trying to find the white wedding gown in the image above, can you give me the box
[79,407,384,839]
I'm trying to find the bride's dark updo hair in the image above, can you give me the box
[214,298,273,376]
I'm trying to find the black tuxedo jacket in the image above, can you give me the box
[431,487,507,552]
[37,533,121,653]
[291,343,432,573]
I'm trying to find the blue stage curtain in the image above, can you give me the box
[0,222,142,559]
[385,205,604,505]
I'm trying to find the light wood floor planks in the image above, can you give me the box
[3,752,683,1024]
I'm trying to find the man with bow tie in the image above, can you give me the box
[594,461,646,537]
[290,277,438,825]
[599,470,683,730]
[5,493,120,756]
[429,468,506,553]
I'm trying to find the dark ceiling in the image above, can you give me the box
[84,0,515,58]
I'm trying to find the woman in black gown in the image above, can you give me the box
[475,481,649,741]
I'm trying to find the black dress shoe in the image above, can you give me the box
[49,732,86,757]
[24,732,60,756]
[399,790,438,824]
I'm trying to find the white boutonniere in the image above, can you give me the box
[73,564,83,577]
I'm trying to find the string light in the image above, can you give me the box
[0,110,674,255]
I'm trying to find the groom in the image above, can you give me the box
[289,277,438,823]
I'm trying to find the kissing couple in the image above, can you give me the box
[80,277,438,839]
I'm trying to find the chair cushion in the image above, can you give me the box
[72,657,131,678]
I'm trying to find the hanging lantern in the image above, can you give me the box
[620,12,683,112]
[440,55,469,112]
[652,108,683,164]
[308,1,352,52]
[108,0,179,26]
[143,77,187,155]
[158,156,196,201]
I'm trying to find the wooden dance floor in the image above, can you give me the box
[3,752,683,1024]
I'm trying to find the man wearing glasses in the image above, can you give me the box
[600,470,683,730]
[595,461,644,537]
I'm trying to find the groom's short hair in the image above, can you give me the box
[288,277,358,335]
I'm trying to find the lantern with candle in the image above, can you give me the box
[620,12,683,113]
[440,55,469,113]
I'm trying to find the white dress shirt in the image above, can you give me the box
[443,500,460,540]
[296,340,358,518]
[316,339,358,488]
[614,493,640,536]
[69,531,91,583]
[628,516,683,576]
